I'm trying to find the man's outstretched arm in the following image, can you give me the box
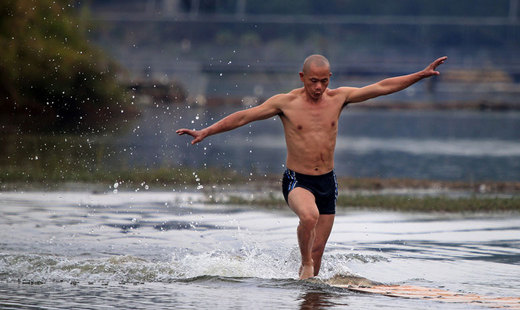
[176,95,283,144]
[344,56,447,104]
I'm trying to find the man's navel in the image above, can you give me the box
[297,125,303,130]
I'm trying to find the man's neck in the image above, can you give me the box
[306,95,323,104]
[305,88,327,104]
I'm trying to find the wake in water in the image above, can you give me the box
[6,252,519,309]
[0,249,385,285]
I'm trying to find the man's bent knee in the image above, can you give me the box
[299,211,319,229]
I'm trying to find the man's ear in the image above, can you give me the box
[299,72,304,81]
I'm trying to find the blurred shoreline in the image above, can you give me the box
[1,174,519,212]
[2,167,520,192]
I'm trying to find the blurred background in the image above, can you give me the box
[1,0,519,189]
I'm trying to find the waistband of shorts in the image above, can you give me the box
[285,168,334,179]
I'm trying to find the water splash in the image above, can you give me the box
[171,247,299,280]
[0,247,388,286]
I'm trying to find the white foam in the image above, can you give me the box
[171,247,298,280]
[0,191,206,208]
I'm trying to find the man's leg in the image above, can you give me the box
[287,187,319,279]
[312,214,335,276]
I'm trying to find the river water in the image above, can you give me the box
[1,191,519,309]
[124,106,520,182]
[2,107,519,184]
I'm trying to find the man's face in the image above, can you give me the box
[300,64,331,100]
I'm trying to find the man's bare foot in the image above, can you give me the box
[299,264,315,280]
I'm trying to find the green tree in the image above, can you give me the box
[0,0,130,133]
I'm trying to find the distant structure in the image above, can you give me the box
[89,0,519,26]
[82,0,520,107]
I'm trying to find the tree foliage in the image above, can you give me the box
[0,0,129,133]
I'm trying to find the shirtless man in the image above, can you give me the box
[177,54,447,279]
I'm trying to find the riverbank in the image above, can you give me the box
[1,169,519,212]
[2,164,519,192]
[219,192,520,213]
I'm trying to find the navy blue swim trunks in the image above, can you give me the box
[282,169,338,215]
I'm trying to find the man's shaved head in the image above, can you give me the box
[302,54,330,74]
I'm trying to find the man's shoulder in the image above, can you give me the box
[325,87,357,105]
[270,88,303,102]
[286,88,304,98]
[327,87,356,96]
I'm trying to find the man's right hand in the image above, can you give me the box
[176,128,207,145]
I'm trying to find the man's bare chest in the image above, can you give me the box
[282,101,342,132]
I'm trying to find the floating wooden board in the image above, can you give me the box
[320,275,520,309]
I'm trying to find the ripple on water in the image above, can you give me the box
[1,192,519,309]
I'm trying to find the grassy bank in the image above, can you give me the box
[219,193,520,213]
[0,166,246,190]
[338,195,520,212]
[2,156,519,193]
[1,164,519,212]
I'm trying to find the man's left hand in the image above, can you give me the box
[423,56,448,77]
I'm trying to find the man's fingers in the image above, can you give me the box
[191,136,204,145]
[176,129,192,136]
[177,128,203,145]
[426,56,447,75]
[435,56,448,67]
[437,56,448,63]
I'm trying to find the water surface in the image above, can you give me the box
[128,107,520,181]
[1,191,519,309]
[2,109,519,183]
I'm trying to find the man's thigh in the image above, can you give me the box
[287,187,319,218]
